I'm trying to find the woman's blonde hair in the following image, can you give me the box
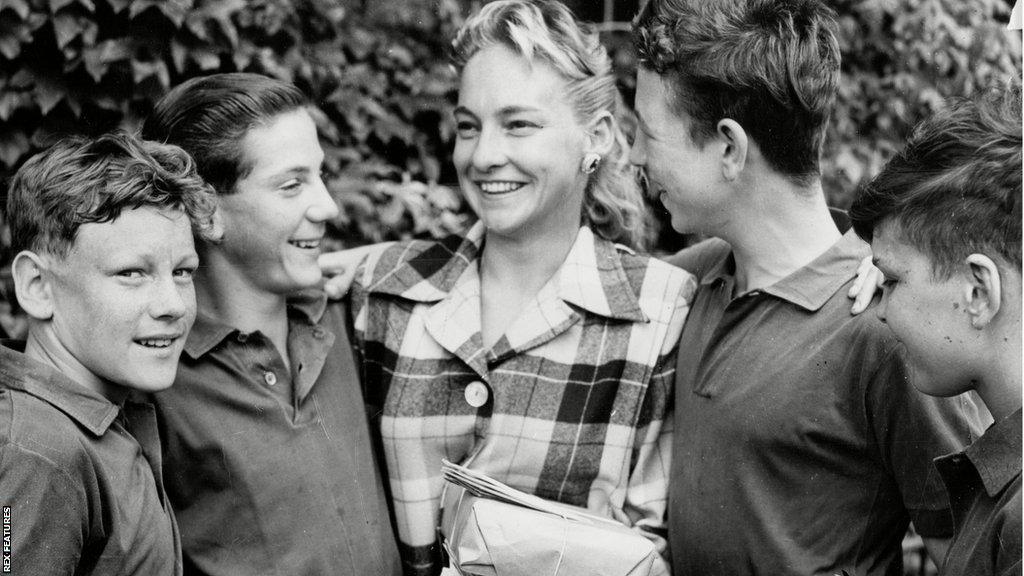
[451,0,646,249]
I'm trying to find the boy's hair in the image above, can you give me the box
[633,0,840,185]
[141,73,309,196]
[850,85,1022,278]
[6,131,217,259]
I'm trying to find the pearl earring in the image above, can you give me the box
[580,153,601,174]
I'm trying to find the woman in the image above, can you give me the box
[349,2,693,574]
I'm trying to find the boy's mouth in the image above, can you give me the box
[134,336,179,349]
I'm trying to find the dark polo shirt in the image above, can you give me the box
[664,232,984,576]
[935,408,1021,576]
[0,341,180,575]
[151,295,401,576]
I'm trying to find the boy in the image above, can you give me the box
[1,131,215,575]
[851,86,1022,576]
[630,1,984,574]
[140,73,401,576]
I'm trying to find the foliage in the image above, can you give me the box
[824,0,1021,210]
[0,0,1019,261]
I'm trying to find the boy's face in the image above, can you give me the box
[871,221,979,396]
[212,108,339,296]
[631,68,727,235]
[49,206,198,394]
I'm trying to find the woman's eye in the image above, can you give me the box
[455,121,479,138]
[280,179,303,194]
[117,269,144,279]
[506,120,539,135]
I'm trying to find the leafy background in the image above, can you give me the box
[0,1,1018,571]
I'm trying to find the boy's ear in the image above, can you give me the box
[584,111,616,157]
[716,118,748,181]
[11,250,55,321]
[963,253,1002,329]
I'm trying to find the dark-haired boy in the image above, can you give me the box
[851,87,1022,576]
[631,1,984,574]
[1,131,216,575]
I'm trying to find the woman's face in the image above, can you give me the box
[453,45,590,241]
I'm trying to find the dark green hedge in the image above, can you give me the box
[0,0,1019,257]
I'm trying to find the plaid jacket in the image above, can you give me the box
[352,223,695,575]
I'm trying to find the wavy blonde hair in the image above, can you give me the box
[451,0,646,249]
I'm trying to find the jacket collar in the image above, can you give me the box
[366,221,647,322]
[0,341,119,436]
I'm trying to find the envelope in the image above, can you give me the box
[440,488,663,576]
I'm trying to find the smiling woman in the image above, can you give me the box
[349,2,695,575]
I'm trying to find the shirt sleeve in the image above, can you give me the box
[1,442,89,575]
[621,272,693,558]
[865,346,986,537]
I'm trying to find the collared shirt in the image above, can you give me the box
[0,341,180,576]
[664,231,984,576]
[151,295,401,576]
[352,222,695,576]
[935,408,1022,576]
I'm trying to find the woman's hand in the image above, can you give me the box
[847,255,884,315]
[319,242,393,299]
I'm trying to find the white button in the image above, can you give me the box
[263,371,277,386]
[464,381,489,407]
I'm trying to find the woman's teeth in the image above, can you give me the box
[478,182,524,193]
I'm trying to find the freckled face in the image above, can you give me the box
[48,207,198,397]
[452,45,590,240]
[871,222,980,396]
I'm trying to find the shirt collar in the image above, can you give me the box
[367,221,647,322]
[183,289,329,359]
[701,229,868,312]
[0,341,120,436]
[965,408,1023,497]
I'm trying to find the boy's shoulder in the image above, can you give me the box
[0,380,97,474]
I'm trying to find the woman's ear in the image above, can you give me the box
[963,253,1002,329]
[584,111,616,157]
[12,250,55,321]
[716,118,748,181]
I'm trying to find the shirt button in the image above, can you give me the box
[464,381,489,408]
[237,332,249,343]
[263,371,277,386]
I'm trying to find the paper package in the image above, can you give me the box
[439,460,664,576]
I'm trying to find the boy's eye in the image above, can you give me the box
[281,179,302,192]
[173,267,196,280]
[117,269,144,279]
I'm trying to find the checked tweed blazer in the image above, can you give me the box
[351,222,695,575]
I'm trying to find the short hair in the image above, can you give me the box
[633,0,840,185]
[850,85,1022,278]
[451,0,647,248]
[7,131,217,258]
[141,72,309,195]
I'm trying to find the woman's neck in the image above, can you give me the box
[478,222,581,348]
